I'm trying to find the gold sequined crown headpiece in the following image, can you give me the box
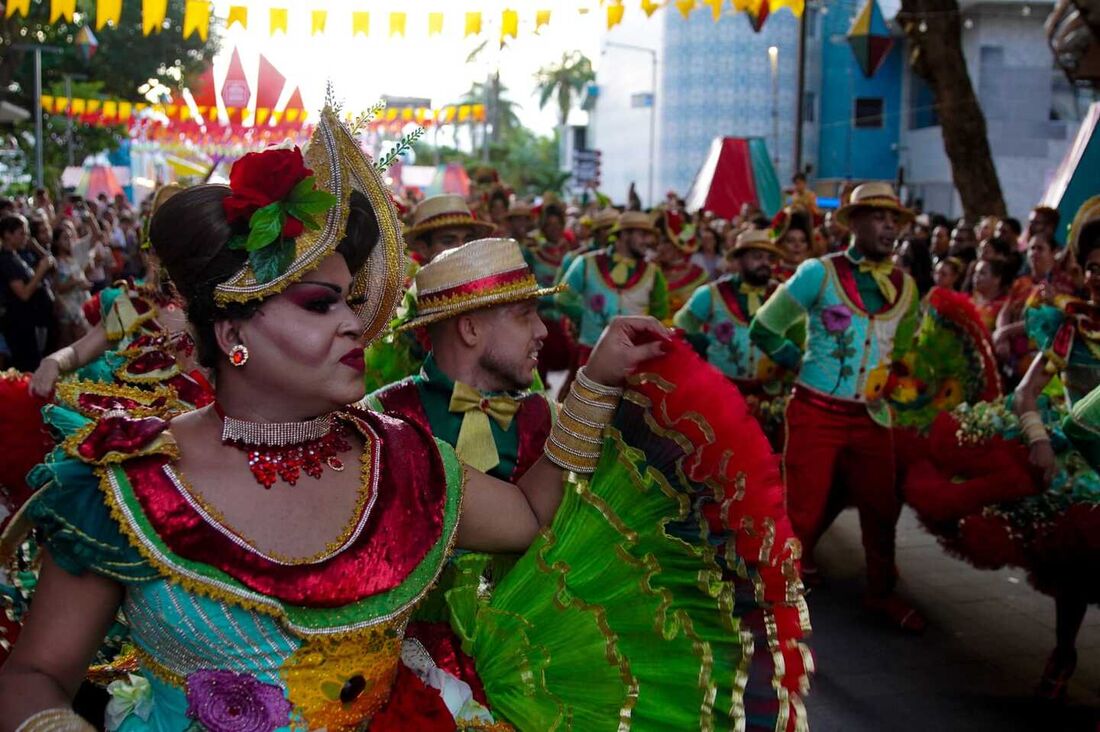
[212,101,407,346]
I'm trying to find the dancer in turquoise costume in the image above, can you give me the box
[0,104,811,731]
[750,182,924,630]
[557,210,670,364]
[905,195,1100,700]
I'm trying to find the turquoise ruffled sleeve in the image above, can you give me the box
[1025,304,1065,352]
[22,404,155,582]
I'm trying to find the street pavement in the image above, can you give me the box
[804,507,1100,731]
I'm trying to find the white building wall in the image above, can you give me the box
[589,13,665,208]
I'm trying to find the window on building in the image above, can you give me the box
[803,91,816,123]
[909,74,939,129]
[854,97,884,128]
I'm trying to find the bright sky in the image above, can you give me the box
[208,1,612,136]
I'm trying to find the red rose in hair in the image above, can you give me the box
[223,146,311,237]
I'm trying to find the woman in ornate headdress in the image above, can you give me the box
[903,196,1100,700]
[0,107,810,731]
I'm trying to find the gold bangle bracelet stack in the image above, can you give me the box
[545,367,623,474]
[47,346,77,372]
[1019,410,1050,445]
[15,709,95,732]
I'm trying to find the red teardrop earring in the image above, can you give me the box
[229,344,250,367]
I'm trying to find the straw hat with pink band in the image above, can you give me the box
[398,237,566,331]
[404,193,496,240]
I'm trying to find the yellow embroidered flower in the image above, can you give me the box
[932,378,964,410]
[756,355,780,382]
[864,365,890,401]
[282,621,405,731]
[892,377,921,404]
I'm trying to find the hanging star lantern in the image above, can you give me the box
[847,0,895,77]
[75,25,99,62]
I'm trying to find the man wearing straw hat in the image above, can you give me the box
[750,182,925,632]
[404,193,495,265]
[366,238,565,482]
[504,200,536,247]
[557,207,620,284]
[556,210,669,365]
[675,228,796,448]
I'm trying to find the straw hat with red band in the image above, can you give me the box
[404,194,496,240]
[398,238,566,331]
[732,228,783,257]
[660,209,699,253]
[835,181,914,227]
[613,210,660,235]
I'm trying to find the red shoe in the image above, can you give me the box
[863,593,927,634]
[1036,648,1076,703]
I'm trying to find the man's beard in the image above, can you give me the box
[478,347,533,392]
[743,266,772,286]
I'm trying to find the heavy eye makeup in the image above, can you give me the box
[285,282,344,314]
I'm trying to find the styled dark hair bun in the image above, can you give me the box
[149,185,247,307]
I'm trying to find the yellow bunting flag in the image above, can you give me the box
[389,12,406,36]
[675,0,695,18]
[183,0,211,41]
[642,0,661,17]
[227,5,248,29]
[5,0,30,18]
[269,7,288,35]
[256,108,270,126]
[770,0,805,17]
[143,0,168,35]
[428,12,443,36]
[71,98,86,114]
[311,9,327,35]
[352,11,370,36]
[501,9,518,39]
[535,9,551,29]
[96,0,121,29]
[608,2,625,28]
[50,0,76,23]
[39,95,53,111]
[102,100,118,119]
[704,0,723,20]
[464,11,481,36]
[119,102,132,120]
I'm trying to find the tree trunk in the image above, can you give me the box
[899,0,1007,219]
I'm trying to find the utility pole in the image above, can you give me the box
[13,44,63,189]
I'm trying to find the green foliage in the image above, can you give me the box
[534,52,595,129]
[1,0,220,189]
[426,124,567,197]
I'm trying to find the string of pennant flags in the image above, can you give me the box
[4,0,805,41]
[38,94,487,131]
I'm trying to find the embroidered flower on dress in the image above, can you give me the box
[588,293,606,312]
[821,304,852,334]
[185,669,292,732]
[105,673,153,731]
[713,321,735,344]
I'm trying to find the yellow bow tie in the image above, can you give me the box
[856,259,898,303]
[610,253,635,286]
[449,381,519,472]
[739,282,768,316]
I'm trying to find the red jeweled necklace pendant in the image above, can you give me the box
[215,403,351,489]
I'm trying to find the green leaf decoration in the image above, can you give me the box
[245,203,286,252]
[285,175,338,229]
[227,234,249,251]
[249,237,296,284]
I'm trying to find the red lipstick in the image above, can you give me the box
[340,347,365,372]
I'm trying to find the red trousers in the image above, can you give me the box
[783,388,901,595]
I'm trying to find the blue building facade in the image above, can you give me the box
[814,1,904,182]
[658,8,800,195]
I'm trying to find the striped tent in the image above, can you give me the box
[684,137,781,219]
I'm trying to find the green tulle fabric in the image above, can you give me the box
[23,404,155,582]
[448,429,747,730]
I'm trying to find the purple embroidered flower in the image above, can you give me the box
[713,321,735,344]
[185,670,291,732]
[588,293,606,311]
[821,304,852,334]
